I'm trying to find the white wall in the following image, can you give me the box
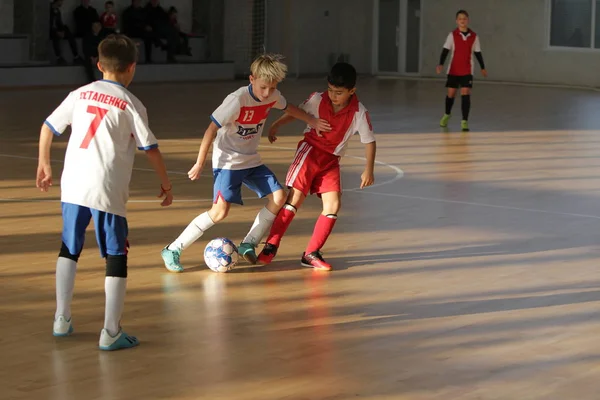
[59,0,192,33]
[252,0,373,77]
[420,0,600,87]
[0,0,13,34]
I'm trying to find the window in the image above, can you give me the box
[548,0,600,48]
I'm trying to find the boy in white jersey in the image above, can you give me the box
[36,34,173,351]
[161,54,331,271]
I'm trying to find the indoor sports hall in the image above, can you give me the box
[2,1,600,399]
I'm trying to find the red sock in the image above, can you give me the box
[305,214,337,255]
[266,204,296,246]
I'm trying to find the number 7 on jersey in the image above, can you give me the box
[80,105,109,149]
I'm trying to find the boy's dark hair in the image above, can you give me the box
[106,0,114,5]
[327,62,357,89]
[456,9,469,18]
[98,34,138,73]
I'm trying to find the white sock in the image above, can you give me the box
[104,277,127,337]
[55,257,77,320]
[242,207,277,245]
[168,212,215,251]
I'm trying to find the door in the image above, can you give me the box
[377,0,400,73]
[375,0,421,75]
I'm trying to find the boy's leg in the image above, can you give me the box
[162,168,241,272]
[441,77,458,127]
[460,81,472,131]
[54,203,92,336]
[305,192,341,255]
[300,161,342,271]
[239,165,286,264]
[92,209,139,351]
[257,141,317,264]
[257,188,306,264]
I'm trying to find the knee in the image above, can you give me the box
[271,190,287,208]
[59,242,81,262]
[209,205,228,222]
[106,255,128,278]
[323,198,341,215]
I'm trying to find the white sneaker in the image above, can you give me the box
[53,315,73,337]
[99,328,139,351]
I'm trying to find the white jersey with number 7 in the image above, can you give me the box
[44,79,158,217]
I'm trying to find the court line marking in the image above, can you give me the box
[1,146,406,191]
[3,150,600,220]
[258,144,404,191]
[359,190,600,220]
[0,153,189,176]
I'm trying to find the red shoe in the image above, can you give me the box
[300,251,332,271]
[257,243,278,265]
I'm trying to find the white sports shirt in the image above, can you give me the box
[210,84,287,170]
[45,80,158,217]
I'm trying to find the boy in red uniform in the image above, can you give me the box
[436,10,487,132]
[257,62,376,271]
[100,1,118,34]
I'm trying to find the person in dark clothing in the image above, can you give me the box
[145,0,178,62]
[168,7,192,56]
[82,21,105,83]
[50,0,83,65]
[123,0,164,63]
[73,0,100,38]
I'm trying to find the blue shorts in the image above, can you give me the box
[61,202,129,258]
[213,165,283,205]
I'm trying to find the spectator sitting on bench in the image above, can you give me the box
[73,0,100,38]
[50,0,83,65]
[123,0,165,63]
[82,21,105,83]
[168,7,192,56]
[145,0,178,63]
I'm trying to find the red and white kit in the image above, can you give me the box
[285,92,375,195]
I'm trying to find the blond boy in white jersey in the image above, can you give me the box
[36,34,173,351]
[161,54,331,271]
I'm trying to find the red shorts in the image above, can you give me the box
[285,140,341,196]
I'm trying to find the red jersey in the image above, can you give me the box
[443,28,481,76]
[298,92,374,156]
[101,12,117,28]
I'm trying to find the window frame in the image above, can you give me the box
[546,0,599,52]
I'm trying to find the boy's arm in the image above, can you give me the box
[360,141,376,189]
[268,102,331,143]
[188,122,219,180]
[36,124,55,192]
[284,103,331,133]
[144,148,173,206]
[436,33,454,74]
[474,36,487,77]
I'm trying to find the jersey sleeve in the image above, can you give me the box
[356,108,376,144]
[474,36,481,52]
[210,94,241,128]
[131,104,158,150]
[273,91,288,110]
[443,33,454,50]
[299,92,320,115]
[44,91,77,136]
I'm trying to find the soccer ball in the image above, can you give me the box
[204,238,239,273]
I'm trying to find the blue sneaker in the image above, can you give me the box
[238,242,258,264]
[53,315,74,337]
[99,328,139,351]
[161,246,183,272]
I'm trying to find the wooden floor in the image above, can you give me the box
[3,78,600,399]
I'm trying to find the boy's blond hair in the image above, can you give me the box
[250,53,288,83]
[99,34,138,73]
